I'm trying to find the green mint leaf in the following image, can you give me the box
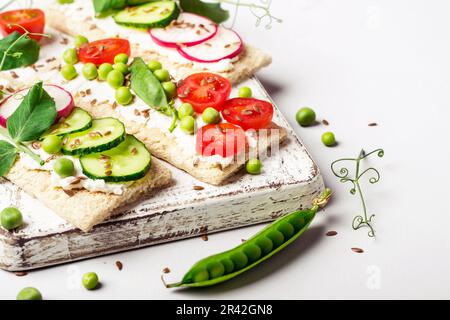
[180,0,229,23]
[0,32,40,71]
[0,140,17,177]
[130,57,170,116]
[7,82,57,142]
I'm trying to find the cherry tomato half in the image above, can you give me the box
[177,72,231,113]
[78,38,131,66]
[196,123,246,158]
[0,9,45,41]
[221,98,274,130]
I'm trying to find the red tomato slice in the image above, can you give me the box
[78,38,131,66]
[0,9,45,41]
[177,72,231,113]
[221,98,274,130]
[196,123,246,158]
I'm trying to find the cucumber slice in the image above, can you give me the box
[80,135,152,182]
[62,118,125,156]
[41,108,93,139]
[114,1,180,29]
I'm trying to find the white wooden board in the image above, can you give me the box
[0,75,323,271]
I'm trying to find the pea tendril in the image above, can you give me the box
[0,23,50,71]
[331,148,384,237]
[222,0,282,29]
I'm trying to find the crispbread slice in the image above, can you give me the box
[6,157,171,232]
[76,98,287,185]
[44,6,272,84]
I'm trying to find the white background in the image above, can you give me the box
[1,0,450,299]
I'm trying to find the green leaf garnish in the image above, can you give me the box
[0,141,17,177]
[0,31,40,71]
[179,0,229,23]
[130,57,170,116]
[7,82,57,142]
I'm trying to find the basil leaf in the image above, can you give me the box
[0,32,40,71]
[7,82,57,142]
[130,57,171,116]
[93,0,151,16]
[0,141,17,177]
[179,0,229,23]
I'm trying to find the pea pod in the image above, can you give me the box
[163,188,332,288]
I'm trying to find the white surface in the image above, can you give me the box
[0,0,449,299]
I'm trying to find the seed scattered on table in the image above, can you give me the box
[193,185,204,191]
[351,247,364,253]
[162,267,170,274]
[201,234,208,241]
[115,261,123,271]
[241,239,247,243]
[15,271,28,277]
[326,231,338,236]
[322,119,329,126]
[368,122,378,127]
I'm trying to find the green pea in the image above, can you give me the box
[82,62,98,81]
[230,251,248,270]
[289,215,306,232]
[154,69,170,82]
[147,60,162,72]
[202,107,220,124]
[107,70,124,89]
[266,230,284,248]
[256,237,273,255]
[74,35,88,48]
[207,261,225,279]
[1,207,23,231]
[238,86,252,98]
[178,103,194,119]
[180,115,195,134]
[115,86,133,106]
[114,53,129,64]
[63,48,78,65]
[162,81,177,99]
[243,243,262,262]
[246,158,262,175]
[192,268,209,283]
[61,64,78,80]
[113,62,129,75]
[98,63,113,81]
[219,258,234,274]
[16,287,42,300]
[322,131,336,146]
[82,272,99,290]
[41,135,62,154]
[296,107,316,126]
[277,222,295,239]
[53,158,74,178]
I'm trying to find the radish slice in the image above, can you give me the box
[177,27,244,63]
[0,84,74,128]
[149,13,218,48]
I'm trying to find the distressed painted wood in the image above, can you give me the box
[0,75,323,271]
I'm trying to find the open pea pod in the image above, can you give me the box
[163,188,332,288]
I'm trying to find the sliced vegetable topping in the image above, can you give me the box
[196,123,246,158]
[0,9,45,41]
[149,12,218,48]
[41,107,92,138]
[177,72,231,113]
[114,1,180,29]
[62,118,125,156]
[177,27,243,63]
[80,135,152,182]
[78,38,130,66]
[221,98,274,130]
[0,84,74,128]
